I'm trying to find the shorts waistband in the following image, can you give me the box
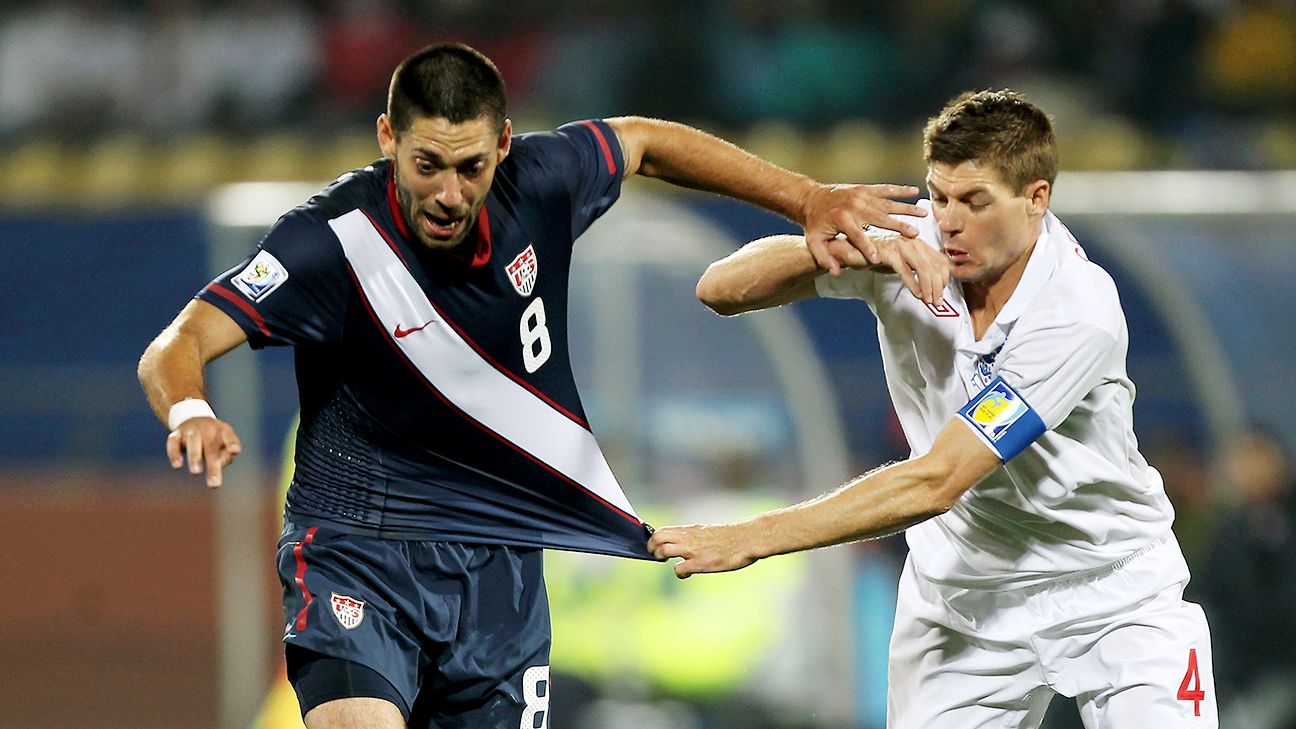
[1019,534,1174,597]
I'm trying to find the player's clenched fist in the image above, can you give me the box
[647,522,761,579]
[166,416,242,488]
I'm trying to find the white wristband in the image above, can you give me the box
[168,398,216,430]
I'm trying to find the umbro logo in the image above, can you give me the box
[925,298,959,317]
[394,320,435,338]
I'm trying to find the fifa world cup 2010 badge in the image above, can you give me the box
[970,386,1027,440]
[330,592,366,630]
[958,377,1047,461]
[232,249,289,302]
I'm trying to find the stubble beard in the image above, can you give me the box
[394,170,477,252]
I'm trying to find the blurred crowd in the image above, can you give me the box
[1189,426,1296,728]
[2,0,1295,169]
[1140,425,1296,729]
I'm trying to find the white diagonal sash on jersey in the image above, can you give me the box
[329,209,640,520]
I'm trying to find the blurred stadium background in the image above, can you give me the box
[2,1,1295,728]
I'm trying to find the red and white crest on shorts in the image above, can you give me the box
[330,592,365,630]
[506,244,539,297]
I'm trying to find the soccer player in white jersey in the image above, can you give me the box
[648,90,1217,727]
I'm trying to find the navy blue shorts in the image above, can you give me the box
[276,521,552,727]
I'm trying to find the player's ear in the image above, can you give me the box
[1025,179,1050,215]
[496,119,512,163]
[377,114,397,160]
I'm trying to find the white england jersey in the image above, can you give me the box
[816,201,1176,589]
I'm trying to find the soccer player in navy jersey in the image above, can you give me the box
[138,42,929,729]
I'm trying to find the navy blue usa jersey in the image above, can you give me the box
[198,120,653,559]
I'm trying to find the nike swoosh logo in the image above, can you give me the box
[394,320,435,338]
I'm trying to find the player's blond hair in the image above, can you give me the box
[922,90,1058,194]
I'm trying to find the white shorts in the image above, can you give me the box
[887,537,1217,729]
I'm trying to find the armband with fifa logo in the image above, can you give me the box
[957,377,1046,461]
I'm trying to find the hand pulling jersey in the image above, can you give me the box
[198,120,652,559]
[816,201,1177,589]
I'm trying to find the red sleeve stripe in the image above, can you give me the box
[580,120,617,176]
[203,283,271,337]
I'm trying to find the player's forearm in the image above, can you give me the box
[139,300,250,426]
[743,423,1001,559]
[741,458,957,559]
[138,327,210,426]
[609,116,821,224]
[697,235,821,315]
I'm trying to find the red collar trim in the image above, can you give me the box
[385,165,412,241]
[467,205,492,268]
[386,164,492,269]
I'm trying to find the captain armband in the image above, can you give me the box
[957,377,1046,461]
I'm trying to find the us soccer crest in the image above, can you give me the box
[330,592,366,630]
[506,244,539,296]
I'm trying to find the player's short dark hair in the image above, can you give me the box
[923,90,1058,194]
[387,43,507,137]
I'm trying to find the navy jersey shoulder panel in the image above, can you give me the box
[505,119,624,240]
[305,160,391,219]
[197,164,390,348]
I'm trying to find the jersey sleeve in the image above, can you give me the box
[997,318,1120,430]
[520,120,625,239]
[196,209,349,348]
[813,266,879,303]
[958,318,1120,461]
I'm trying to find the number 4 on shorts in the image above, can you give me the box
[1177,648,1205,717]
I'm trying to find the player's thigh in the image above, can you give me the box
[888,562,1051,729]
[304,696,406,729]
[412,662,552,729]
[277,523,426,716]
[410,545,552,729]
[1075,596,1217,728]
[889,627,1053,729]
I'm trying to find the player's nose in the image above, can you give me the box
[937,208,962,235]
[433,171,466,210]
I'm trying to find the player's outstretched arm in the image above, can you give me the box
[698,232,949,315]
[604,116,927,277]
[696,235,823,316]
[648,419,1000,578]
[138,300,248,488]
